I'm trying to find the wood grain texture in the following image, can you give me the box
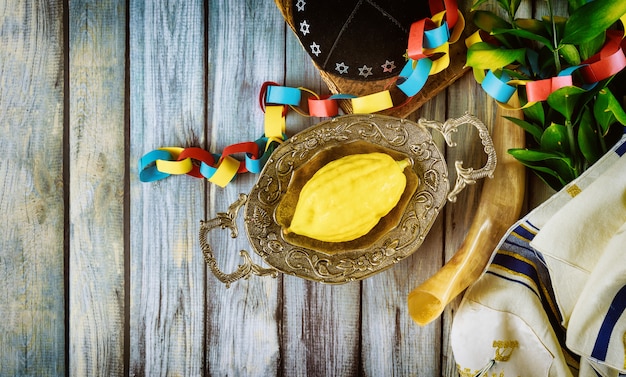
[439,6,534,377]
[281,26,363,377]
[0,1,66,375]
[359,95,449,377]
[129,0,206,375]
[204,1,285,375]
[68,1,126,375]
[441,73,494,377]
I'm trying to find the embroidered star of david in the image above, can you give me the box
[299,20,310,35]
[296,0,306,12]
[358,65,373,78]
[381,60,396,73]
[336,62,349,74]
[310,42,321,57]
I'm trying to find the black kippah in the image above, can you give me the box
[292,0,430,81]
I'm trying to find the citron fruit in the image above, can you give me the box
[286,152,411,242]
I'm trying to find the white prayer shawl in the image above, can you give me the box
[451,134,626,377]
[531,154,626,326]
[565,222,626,376]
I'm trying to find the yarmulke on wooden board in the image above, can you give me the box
[275,0,471,118]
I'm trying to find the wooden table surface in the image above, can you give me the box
[0,0,554,375]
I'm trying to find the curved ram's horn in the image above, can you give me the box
[408,96,526,326]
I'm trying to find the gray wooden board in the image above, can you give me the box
[69,0,126,375]
[0,1,66,375]
[129,0,206,375]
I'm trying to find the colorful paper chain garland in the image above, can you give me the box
[139,0,464,187]
[465,14,626,109]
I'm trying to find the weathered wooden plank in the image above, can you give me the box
[68,1,126,375]
[203,1,287,375]
[280,17,364,377]
[282,279,363,377]
[129,0,206,375]
[358,95,447,377]
[439,4,534,376]
[441,37,505,373]
[0,1,65,375]
[439,73,490,377]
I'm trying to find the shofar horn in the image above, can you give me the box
[407,97,526,326]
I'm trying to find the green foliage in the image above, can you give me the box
[563,1,626,44]
[466,42,526,70]
[469,0,626,191]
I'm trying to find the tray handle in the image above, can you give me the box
[418,113,497,202]
[199,193,279,287]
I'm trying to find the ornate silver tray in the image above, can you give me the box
[200,113,496,285]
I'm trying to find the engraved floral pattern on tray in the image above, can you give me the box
[244,114,449,284]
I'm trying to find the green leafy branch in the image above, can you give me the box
[467,0,626,190]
